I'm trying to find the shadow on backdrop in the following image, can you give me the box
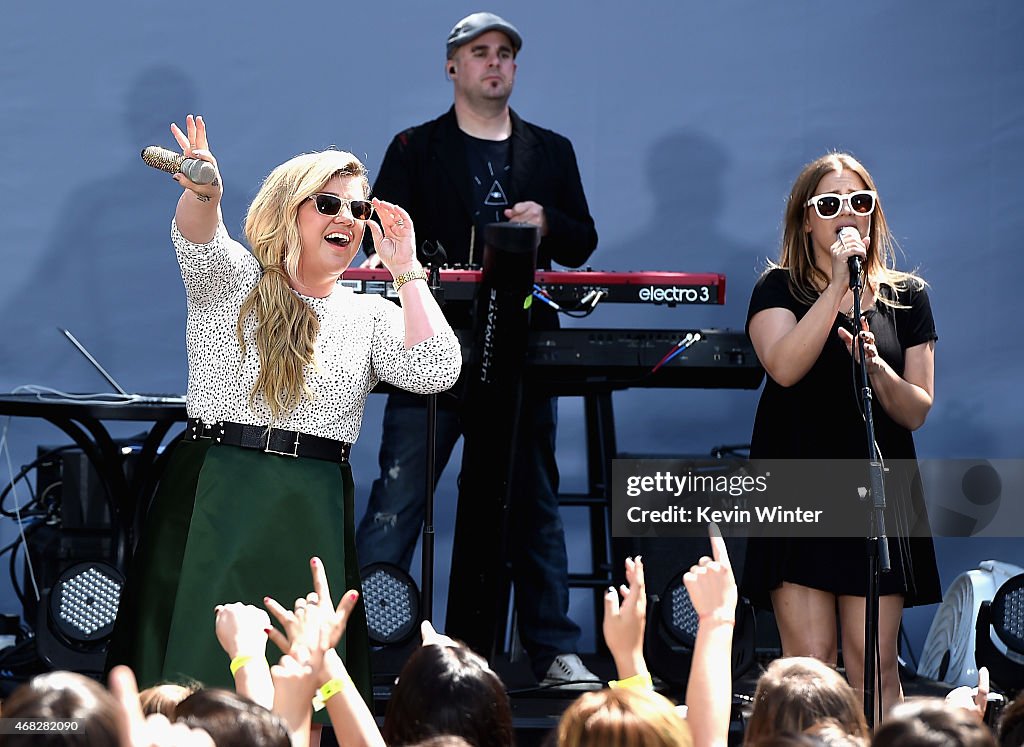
[598,128,762,456]
[0,65,246,396]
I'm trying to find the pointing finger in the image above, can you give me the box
[708,523,731,569]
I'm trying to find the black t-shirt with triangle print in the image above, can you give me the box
[463,132,511,243]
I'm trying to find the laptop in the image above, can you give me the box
[60,328,186,405]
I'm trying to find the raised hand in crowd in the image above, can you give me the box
[683,525,736,747]
[263,557,384,747]
[420,618,461,648]
[109,665,215,747]
[945,666,991,722]
[214,602,274,709]
[602,555,648,683]
[873,698,998,747]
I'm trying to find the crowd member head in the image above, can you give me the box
[0,671,119,746]
[873,698,998,747]
[998,693,1024,747]
[237,149,372,419]
[138,682,193,718]
[778,152,913,307]
[382,641,513,747]
[410,738,475,747]
[174,687,290,747]
[742,657,868,745]
[445,12,521,107]
[554,687,691,747]
[751,719,869,747]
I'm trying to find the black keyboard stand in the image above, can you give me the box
[556,390,618,656]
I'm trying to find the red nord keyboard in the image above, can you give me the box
[340,268,726,306]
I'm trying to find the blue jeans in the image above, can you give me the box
[356,390,581,678]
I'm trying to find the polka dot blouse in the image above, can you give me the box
[172,220,462,443]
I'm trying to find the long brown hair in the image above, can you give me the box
[776,152,924,308]
[742,657,869,745]
[382,643,514,747]
[238,150,369,421]
[0,671,120,745]
[873,699,997,747]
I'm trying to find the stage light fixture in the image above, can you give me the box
[919,560,1023,686]
[36,561,123,674]
[644,572,755,692]
[663,582,701,647]
[976,572,1024,695]
[50,563,122,642]
[360,562,419,646]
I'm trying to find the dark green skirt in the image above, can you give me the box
[106,439,371,709]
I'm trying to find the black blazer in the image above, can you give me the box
[369,106,598,271]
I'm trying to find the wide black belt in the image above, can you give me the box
[186,418,351,463]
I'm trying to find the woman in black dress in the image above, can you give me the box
[741,152,940,718]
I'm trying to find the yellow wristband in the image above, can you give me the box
[608,672,654,690]
[392,268,428,292]
[229,654,265,677]
[311,675,352,711]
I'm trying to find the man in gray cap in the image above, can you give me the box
[357,11,599,689]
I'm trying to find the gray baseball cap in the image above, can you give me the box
[446,12,522,58]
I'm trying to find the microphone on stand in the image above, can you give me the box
[141,146,217,184]
[421,240,448,267]
[838,226,863,290]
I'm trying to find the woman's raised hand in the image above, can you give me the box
[683,525,737,627]
[214,602,271,660]
[366,199,419,276]
[828,228,870,292]
[170,114,222,204]
[838,315,886,376]
[263,557,360,676]
[602,556,648,678]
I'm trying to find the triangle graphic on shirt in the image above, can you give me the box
[484,179,508,206]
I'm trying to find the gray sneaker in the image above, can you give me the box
[540,653,603,690]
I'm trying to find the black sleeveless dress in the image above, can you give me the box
[739,268,941,609]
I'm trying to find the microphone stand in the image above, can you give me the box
[420,242,447,623]
[848,256,890,728]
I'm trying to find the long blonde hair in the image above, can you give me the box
[238,150,369,421]
[776,152,924,308]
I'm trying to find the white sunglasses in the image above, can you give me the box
[805,190,877,219]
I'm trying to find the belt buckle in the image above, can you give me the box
[265,427,300,458]
[192,419,215,440]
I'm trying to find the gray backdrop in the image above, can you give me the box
[2,1,1022,661]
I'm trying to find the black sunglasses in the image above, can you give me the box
[308,193,374,221]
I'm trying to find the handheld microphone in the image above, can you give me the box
[141,145,217,185]
[838,226,863,290]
